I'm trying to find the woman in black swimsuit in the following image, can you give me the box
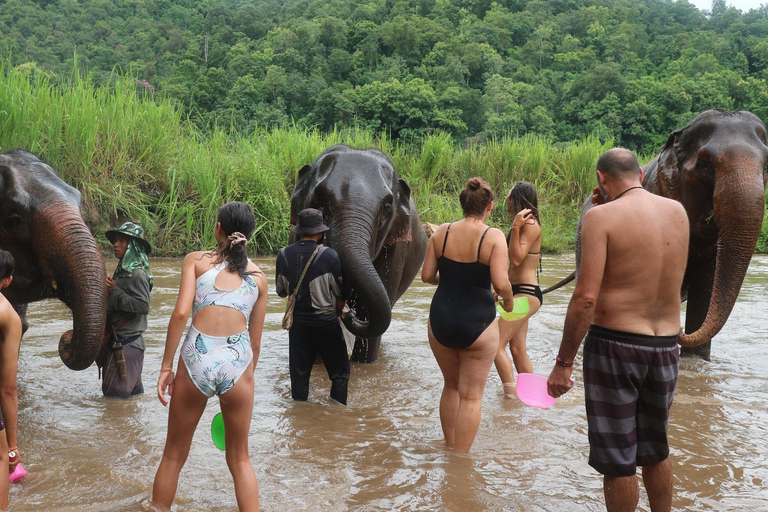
[494,182,543,396]
[422,178,513,452]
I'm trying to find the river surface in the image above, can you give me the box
[10,254,768,511]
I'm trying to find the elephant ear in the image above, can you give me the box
[0,163,13,191]
[290,164,313,224]
[656,129,683,201]
[384,179,413,245]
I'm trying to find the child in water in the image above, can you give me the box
[0,250,23,510]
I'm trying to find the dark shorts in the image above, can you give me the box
[584,325,679,477]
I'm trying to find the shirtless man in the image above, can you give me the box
[547,148,689,512]
[0,250,22,510]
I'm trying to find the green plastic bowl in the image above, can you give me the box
[211,412,226,451]
[496,296,530,322]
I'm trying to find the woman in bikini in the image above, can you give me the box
[422,178,513,452]
[494,182,543,396]
[152,202,268,512]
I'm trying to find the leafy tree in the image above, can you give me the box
[0,0,766,153]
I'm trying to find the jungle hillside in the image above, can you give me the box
[1,0,768,254]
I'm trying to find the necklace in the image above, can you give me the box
[612,186,643,201]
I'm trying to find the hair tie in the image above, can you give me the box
[228,232,247,246]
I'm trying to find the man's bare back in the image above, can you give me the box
[585,190,689,336]
[549,148,690,512]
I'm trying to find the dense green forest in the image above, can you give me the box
[2,0,768,153]
[2,0,768,255]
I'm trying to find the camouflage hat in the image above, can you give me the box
[105,221,152,254]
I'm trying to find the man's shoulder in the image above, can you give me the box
[319,245,339,258]
[130,268,149,279]
[0,299,21,329]
[653,194,686,213]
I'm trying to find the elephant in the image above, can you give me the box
[545,110,768,360]
[290,145,428,363]
[0,149,107,370]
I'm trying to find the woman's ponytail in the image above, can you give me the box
[215,203,256,277]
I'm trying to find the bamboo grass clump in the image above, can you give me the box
[1,63,673,255]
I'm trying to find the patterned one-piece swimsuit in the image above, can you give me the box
[181,262,260,397]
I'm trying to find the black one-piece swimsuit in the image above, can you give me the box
[429,224,496,349]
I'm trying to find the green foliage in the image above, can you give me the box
[1,0,767,154]
[0,63,616,255]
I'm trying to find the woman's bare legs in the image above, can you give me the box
[151,362,207,508]
[0,429,8,511]
[219,362,259,512]
[430,321,498,452]
[494,295,541,387]
[429,322,460,446]
[509,320,533,374]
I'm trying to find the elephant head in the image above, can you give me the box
[290,145,424,344]
[0,150,107,370]
[643,110,768,352]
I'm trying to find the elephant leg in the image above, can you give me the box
[351,336,381,363]
[13,304,28,335]
[682,259,715,360]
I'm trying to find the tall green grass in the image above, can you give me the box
[0,63,627,255]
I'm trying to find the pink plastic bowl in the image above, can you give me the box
[516,373,557,409]
[9,463,27,483]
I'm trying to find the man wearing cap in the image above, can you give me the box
[102,222,153,398]
[276,208,351,405]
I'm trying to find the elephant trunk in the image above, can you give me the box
[33,200,107,370]
[330,216,392,339]
[678,168,765,347]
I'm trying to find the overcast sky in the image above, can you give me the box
[688,0,766,11]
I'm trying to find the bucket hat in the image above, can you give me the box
[105,222,152,254]
[291,208,329,236]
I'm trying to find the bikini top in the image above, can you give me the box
[507,227,543,279]
[193,261,261,324]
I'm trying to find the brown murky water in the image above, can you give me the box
[11,255,768,511]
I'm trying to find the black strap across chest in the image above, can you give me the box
[441,223,491,262]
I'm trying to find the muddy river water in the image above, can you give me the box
[9,254,768,511]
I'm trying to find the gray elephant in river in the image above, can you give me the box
[547,110,768,360]
[0,150,107,370]
[290,145,428,363]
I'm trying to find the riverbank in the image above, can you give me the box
[3,65,767,255]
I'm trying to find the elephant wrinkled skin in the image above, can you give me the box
[290,145,428,363]
[547,110,768,360]
[0,150,107,370]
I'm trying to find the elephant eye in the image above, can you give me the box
[694,159,714,180]
[3,214,23,232]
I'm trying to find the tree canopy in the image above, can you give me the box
[2,0,768,153]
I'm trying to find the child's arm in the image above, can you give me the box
[0,307,22,469]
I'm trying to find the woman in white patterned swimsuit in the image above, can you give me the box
[152,202,268,512]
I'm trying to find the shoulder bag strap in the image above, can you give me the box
[291,245,322,295]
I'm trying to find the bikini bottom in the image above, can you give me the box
[180,325,253,397]
[512,283,543,306]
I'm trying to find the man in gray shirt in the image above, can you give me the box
[102,222,153,398]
